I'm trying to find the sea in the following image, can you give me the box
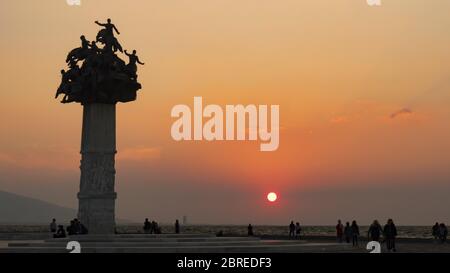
[0,225,434,239]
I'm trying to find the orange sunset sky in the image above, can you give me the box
[1,0,450,224]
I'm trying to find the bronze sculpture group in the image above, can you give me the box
[56,19,144,104]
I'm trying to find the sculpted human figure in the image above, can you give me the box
[81,35,90,47]
[56,69,70,99]
[66,35,91,63]
[56,19,143,104]
[56,62,82,103]
[95,19,120,37]
[83,41,102,71]
[124,50,145,80]
[95,19,123,53]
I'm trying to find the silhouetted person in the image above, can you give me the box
[95,19,122,52]
[368,220,383,242]
[289,221,295,238]
[56,61,83,103]
[90,41,101,54]
[74,219,82,234]
[50,219,57,233]
[344,222,352,244]
[439,223,448,243]
[248,224,254,236]
[351,220,360,247]
[143,218,151,233]
[433,222,440,240]
[95,19,120,37]
[53,225,66,239]
[80,35,90,49]
[80,223,89,235]
[124,50,145,80]
[66,220,76,236]
[56,69,70,99]
[383,219,397,252]
[295,222,302,239]
[66,35,91,63]
[336,220,344,243]
[153,221,161,234]
[175,219,180,234]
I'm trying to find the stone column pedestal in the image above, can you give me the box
[78,103,117,234]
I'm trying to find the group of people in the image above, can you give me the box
[49,218,88,238]
[432,223,448,243]
[334,219,449,251]
[336,219,398,251]
[143,218,162,234]
[289,221,303,239]
[143,219,182,234]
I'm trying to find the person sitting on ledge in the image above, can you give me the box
[67,220,76,236]
[80,222,89,235]
[74,218,82,234]
[54,225,67,239]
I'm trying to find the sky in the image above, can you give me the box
[0,0,450,225]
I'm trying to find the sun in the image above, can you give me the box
[267,192,278,203]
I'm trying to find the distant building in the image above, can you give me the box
[183,216,188,225]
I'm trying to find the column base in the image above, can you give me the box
[78,193,117,235]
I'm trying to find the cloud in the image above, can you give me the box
[0,146,162,172]
[0,147,79,171]
[390,108,413,119]
[117,147,162,162]
[330,116,350,124]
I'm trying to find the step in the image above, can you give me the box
[0,243,349,253]
[9,240,307,248]
[45,236,260,243]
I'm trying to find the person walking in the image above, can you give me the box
[248,224,254,236]
[344,222,352,244]
[368,220,383,242]
[175,219,180,234]
[289,221,296,238]
[439,223,448,243]
[143,218,151,234]
[351,220,360,247]
[295,222,302,239]
[432,222,440,241]
[336,220,344,243]
[383,219,398,252]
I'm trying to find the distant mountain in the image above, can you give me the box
[0,191,132,225]
[0,191,76,224]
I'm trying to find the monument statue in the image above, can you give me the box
[55,19,144,234]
